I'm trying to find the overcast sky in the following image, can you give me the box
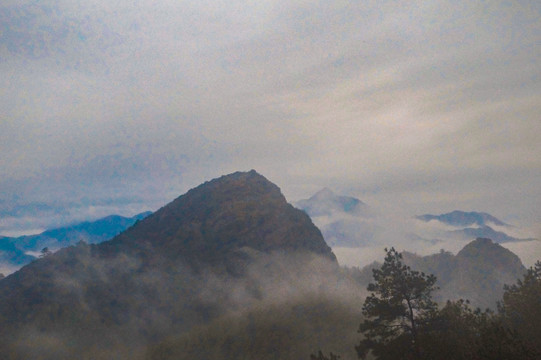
[1,0,540,252]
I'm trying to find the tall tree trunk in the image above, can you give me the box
[405,298,420,358]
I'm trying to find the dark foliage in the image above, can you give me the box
[311,350,341,360]
[422,299,536,360]
[356,248,438,359]
[148,296,361,360]
[499,260,541,357]
[357,248,539,360]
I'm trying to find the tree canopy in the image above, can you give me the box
[357,248,539,360]
[356,247,438,359]
[499,260,541,357]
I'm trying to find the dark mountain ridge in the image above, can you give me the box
[8,211,152,252]
[415,210,535,243]
[416,210,508,227]
[103,170,335,265]
[0,170,339,359]
[450,225,536,243]
[0,212,152,272]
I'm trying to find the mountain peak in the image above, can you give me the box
[108,170,336,264]
[457,237,524,271]
[399,237,526,310]
[185,170,285,204]
[0,171,337,358]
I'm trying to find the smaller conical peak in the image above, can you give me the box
[457,238,524,269]
[457,238,499,256]
[467,237,494,247]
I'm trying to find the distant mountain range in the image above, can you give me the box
[297,188,535,249]
[13,211,153,251]
[415,210,535,243]
[0,211,151,272]
[416,210,508,227]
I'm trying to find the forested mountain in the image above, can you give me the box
[0,171,358,360]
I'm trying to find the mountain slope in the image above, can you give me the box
[0,170,339,359]
[105,170,335,265]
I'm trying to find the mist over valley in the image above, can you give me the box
[0,171,538,359]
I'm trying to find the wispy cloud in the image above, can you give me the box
[1,0,540,234]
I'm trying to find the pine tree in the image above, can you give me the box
[356,248,438,359]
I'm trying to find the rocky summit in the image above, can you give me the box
[104,170,335,264]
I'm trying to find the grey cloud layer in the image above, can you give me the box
[1,0,540,232]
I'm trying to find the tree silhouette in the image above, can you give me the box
[39,247,52,258]
[499,260,541,357]
[356,247,438,359]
